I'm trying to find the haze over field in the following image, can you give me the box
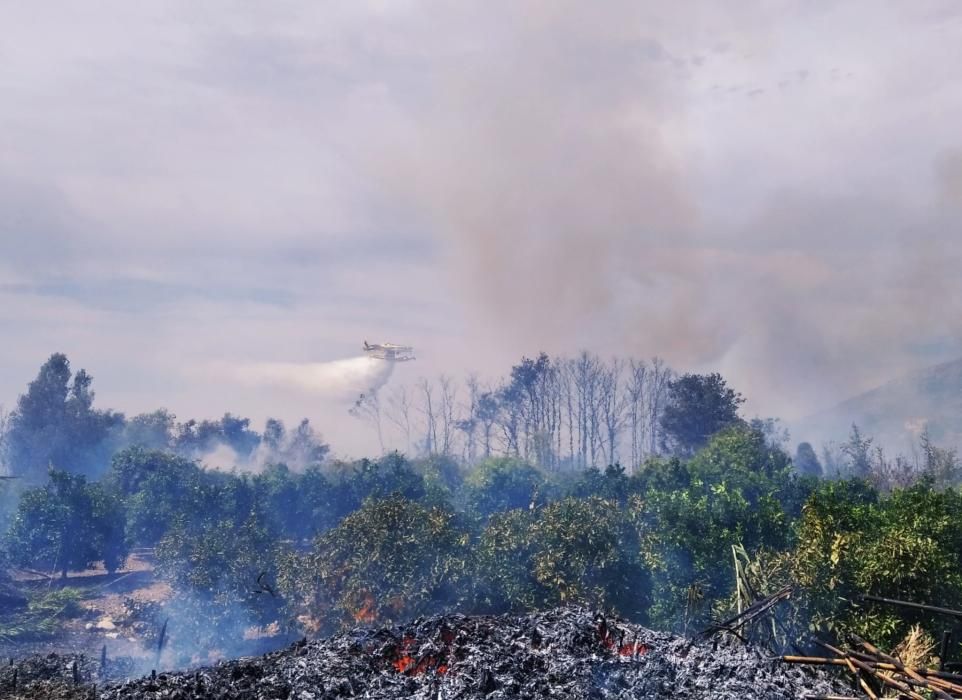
[2,2,962,454]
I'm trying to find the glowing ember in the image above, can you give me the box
[597,619,649,658]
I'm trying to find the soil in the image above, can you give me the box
[1,551,171,662]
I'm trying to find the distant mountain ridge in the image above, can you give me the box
[792,357,962,454]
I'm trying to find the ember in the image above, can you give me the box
[2,607,848,699]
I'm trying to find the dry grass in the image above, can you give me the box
[892,624,937,670]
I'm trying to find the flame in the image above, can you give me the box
[597,620,649,658]
[393,655,416,673]
[390,635,450,676]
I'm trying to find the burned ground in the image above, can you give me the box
[1,607,846,699]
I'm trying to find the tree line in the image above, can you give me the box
[2,352,961,663]
[6,429,960,661]
[359,353,752,469]
[0,353,329,482]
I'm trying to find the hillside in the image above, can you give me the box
[793,357,962,454]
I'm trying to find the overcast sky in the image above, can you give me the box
[2,2,961,455]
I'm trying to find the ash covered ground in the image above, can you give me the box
[1,607,846,699]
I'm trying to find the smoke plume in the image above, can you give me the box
[367,2,962,422]
[234,356,396,404]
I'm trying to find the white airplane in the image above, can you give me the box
[363,340,416,362]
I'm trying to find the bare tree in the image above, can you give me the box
[354,393,386,453]
[457,375,482,463]
[598,358,626,466]
[365,352,675,468]
[417,378,438,456]
[625,360,648,472]
[385,385,414,453]
[0,404,9,475]
[561,363,576,467]
[476,390,499,459]
[438,374,458,456]
[565,352,607,468]
[644,357,673,457]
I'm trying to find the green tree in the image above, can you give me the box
[792,480,962,646]
[123,409,176,450]
[464,457,545,518]
[474,497,648,618]
[280,495,470,632]
[7,354,123,480]
[5,469,128,577]
[635,425,795,630]
[568,463,633,504]
[660,373,744,456]
[156,512,281,617]
[252,463,337,542]
[794,442,823,477]
[919,429,961,488]
[841,424,873,479]
[105,447,203,546]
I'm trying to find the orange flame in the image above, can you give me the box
[393,655,416,673]
[597,620,649,658]
[390,635,450,676]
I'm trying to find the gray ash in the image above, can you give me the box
[2,607,847,699]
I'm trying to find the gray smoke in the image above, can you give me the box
[368,2,962,421]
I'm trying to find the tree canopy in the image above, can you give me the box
[660,373,745,455]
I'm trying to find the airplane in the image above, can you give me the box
[363,340,416,362]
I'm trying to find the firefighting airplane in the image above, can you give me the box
[362,340,416,362]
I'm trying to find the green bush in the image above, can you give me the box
[792,480,962,646]
[5,470,128,577]
[476,497,647,618]
[279,495,470,632]
[633,426,797,631]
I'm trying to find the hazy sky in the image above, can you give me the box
[2,2,961,455]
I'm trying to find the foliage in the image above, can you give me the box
[840,424,873,479]
[324,454,428,519]
[792,480,962,646]
[279,495,470,632]
[5,469,128,576]
[660,373,744,455]
[252,463,337,543]
[634,426,797,631]
[156,510,284,625]
[123,409,176,450]
[464,457,546,518]
[919,429,962,488]
[567,463,633,504]
[476,497,647,618]
[794,442,823,477]
[105,447,205,547]
[6,354,124,480]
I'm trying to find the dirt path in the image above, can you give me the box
[1,552,171,661]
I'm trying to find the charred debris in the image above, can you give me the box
[0,607,847,699]
[3,573,961,698]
